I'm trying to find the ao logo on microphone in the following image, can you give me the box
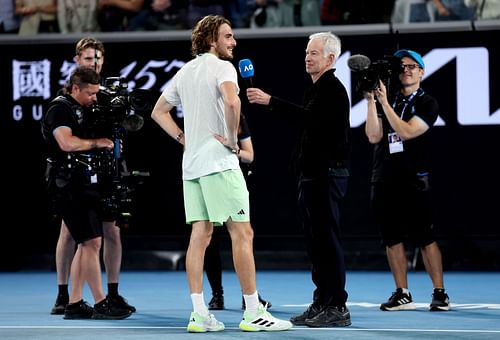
[242,64,253,72]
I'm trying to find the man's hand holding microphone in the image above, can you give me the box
[238,58,271,106]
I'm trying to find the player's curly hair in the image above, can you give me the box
[191,15,231,56]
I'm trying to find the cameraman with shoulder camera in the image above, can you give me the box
[42,66,131,320]
[50,37,136,316]
[364,49,450,312]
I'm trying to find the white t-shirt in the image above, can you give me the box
[162,53,241,180]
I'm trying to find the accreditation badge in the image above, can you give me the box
[388,132,404,154]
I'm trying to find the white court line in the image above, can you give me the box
[0,326,500,333]
[284,302,500,309]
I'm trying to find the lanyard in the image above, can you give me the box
[392,89,420,119]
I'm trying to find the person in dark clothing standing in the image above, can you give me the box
[364,49,450,312]
[246,31,351,328]
[42,66,132,320]
[50,37,136,316]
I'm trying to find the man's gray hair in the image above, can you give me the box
[309,32,341,66]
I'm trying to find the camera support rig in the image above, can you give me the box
[82,76,152,227]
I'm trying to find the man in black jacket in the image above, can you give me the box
[246,31,351,328]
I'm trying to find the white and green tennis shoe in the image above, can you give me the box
[239,303,293,331]
[187,312,225,333]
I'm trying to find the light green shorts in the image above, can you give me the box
[183,169,250,226]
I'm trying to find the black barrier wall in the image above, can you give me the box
[1,24,499,270]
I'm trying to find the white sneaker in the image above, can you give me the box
[187,312,225,333]
[239,303,293,332]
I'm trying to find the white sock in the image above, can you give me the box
[191,292,209,316]
[243,291,259,313]
[401,288,410,295]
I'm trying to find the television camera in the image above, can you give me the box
[347,54,403,94]
[83,77,152,227]
[86,77,151,133]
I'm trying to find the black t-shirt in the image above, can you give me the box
[269,68,351,178]
[42,94,114,184]
[371,88,439,183]
[239,112,251,140]
[42,95,85,161]
[238,113,252,178]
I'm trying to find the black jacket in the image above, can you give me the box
[268,68,351,178]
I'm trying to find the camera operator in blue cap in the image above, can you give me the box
[364,49,450,312]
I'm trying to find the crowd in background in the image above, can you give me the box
[1,0,499,35]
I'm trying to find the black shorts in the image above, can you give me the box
[370,177,435,248]
[49,178,103,244]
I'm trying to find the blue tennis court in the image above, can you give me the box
[0,270,499,339]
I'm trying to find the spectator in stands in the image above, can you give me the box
[300,0,321,26]
[432,0,475,20]
[1,0,20,33]
[185,0,227,29]
[228,0,251,28]
[465,0,500,19]
[391,0,434,23]
[249,0,295,28]
[97,0,144,31]
[16,0,60,34]
[320,0,343,25]
[131,0,187,30]
[343,0,394,24]
[57,0,99,33]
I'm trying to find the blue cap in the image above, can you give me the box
[394,49,425,69]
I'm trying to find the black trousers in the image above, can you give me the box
[204,227,223,293]
[298,174,348,307]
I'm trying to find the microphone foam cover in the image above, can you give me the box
[238,59,254,78]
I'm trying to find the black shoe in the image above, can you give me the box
[430,288,450,311]
[50,295,68,315]
[107,294,136,313]
[304,305,352,327]
[290,303,323,326]
[208,291,225,310]
[63,300,94,319]
[241,294,272,310]
[380,288,416,311]
[92,298,132,320]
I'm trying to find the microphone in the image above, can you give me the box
[347,54,371,72]
[238,59,254,87]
